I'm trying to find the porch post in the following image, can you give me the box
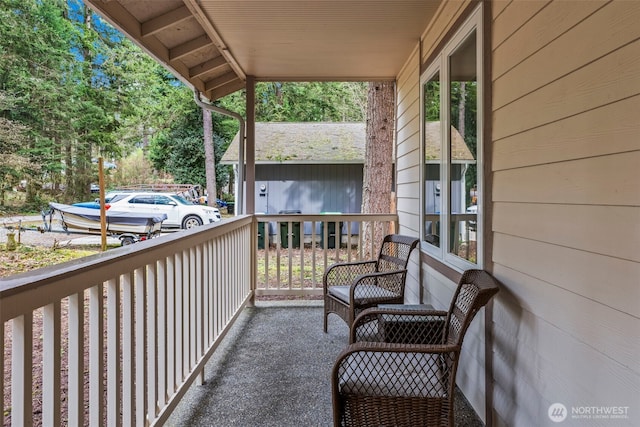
[245,75,256,214]
[247,76,257,306]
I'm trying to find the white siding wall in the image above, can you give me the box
[490,1,640,426]
[396,0,639,425]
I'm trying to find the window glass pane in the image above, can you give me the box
[448,30,477,262]
[423,72,441,247]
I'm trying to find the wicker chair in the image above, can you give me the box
[331,269,499,427]
[323,234,419,332]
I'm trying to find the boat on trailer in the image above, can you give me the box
[47,202,167,245]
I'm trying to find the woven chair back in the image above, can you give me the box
[375,234,419,272]
[445,269,500,346]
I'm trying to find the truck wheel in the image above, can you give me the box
[182,215,203,229]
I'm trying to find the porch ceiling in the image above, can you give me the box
[84,0,442,100]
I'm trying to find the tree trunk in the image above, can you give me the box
[361,81,395,257]
[64,141,73,203]
[203,108,217,207]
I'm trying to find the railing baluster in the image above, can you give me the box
[157,259,167,409]
[166,255,176,398]
[323,220,329,273]
[89,283,104,426]
[107,278,122,427]
[346,220,352,263]
[218,236,223,327]
[182,250,189,379]
[202,242,210,348]
[222,235,228,324]
[189,247,197,370]
[299,223,304,289]
[211,239,217,337]
[147,263,158,420]
[213,239,218,339]
[276,221,282,287]
[122,272,134,426]
[134,267,147,426]
[311,220,317,288]
[12,313,33,427]
[175,253,183,384]
[195,244,204,385]
[264,222,270,288]
[68,292,84,427]
[43,302,61,427]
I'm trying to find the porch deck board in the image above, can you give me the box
[167,302,483,426]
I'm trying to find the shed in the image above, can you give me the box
[424,121,476,215]
[221,122,366,215]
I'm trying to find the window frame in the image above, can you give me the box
[419,5,484,272]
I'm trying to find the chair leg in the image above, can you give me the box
[324,307,328,333]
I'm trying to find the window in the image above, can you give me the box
[154,196,173,205]
[130,196,154,205]
[421,6,483,270]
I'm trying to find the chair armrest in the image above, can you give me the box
[349,269,408,298]
[323,260,377,291]
[351,307,448,344]
[338,340,459,357]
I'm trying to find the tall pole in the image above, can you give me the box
[193,91,245,214]
[98,157,107,251]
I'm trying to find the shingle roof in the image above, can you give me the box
[424,121,476,163]
[221,121,475,165]
[221,122,365,164]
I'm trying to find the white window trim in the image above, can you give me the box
[419,4,483,272]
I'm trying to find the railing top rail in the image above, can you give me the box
[0,215,252,321]
[255,213,398,221]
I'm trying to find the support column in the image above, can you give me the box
[246,76,257,306]
[245,76,256,214]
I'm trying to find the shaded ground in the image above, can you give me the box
[168,303,485,427]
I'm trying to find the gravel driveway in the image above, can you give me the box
[1,214,118,247]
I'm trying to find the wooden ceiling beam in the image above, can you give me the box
[206,79,246,102]
[189,56,228,78]
[204,71,240,92]
[169,34,212,61]
[141,5,193,37]
[183,0,246,81]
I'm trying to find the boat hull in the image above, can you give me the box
[49,203,166,236]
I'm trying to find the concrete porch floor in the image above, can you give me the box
[167,301,484,426]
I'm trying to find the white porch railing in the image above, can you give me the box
[0,216,252,426]
[255,214,398,296]
[0,213,398,426]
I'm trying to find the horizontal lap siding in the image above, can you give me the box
[494,39,640,139]
[493,202,640,262]
[491,0,640,425]
[493,94,640,170]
